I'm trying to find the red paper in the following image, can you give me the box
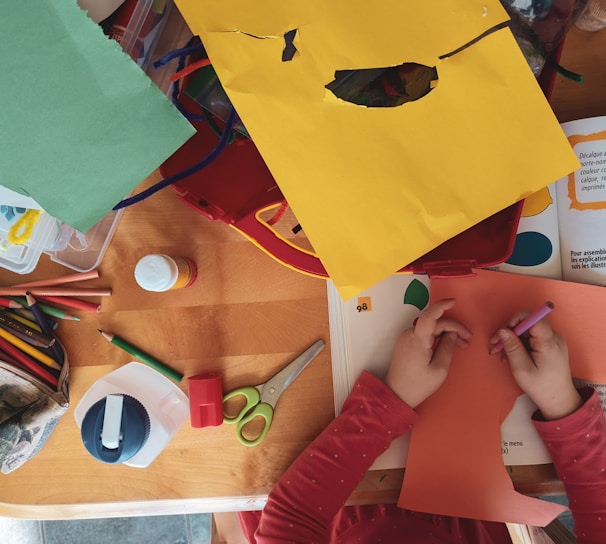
[399,269,606,525]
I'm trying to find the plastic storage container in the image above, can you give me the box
[0,208,63,274]
[104,0,174,70]
[0,207,123,274]
[46,209,124,272]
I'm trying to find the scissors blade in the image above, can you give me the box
[260,339,325,406]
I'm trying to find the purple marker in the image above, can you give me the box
[493,301,555,353]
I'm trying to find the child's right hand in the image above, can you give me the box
[488,314,582,421]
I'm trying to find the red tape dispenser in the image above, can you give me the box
[188,373,224,428]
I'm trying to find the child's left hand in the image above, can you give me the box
[384,298,471,408]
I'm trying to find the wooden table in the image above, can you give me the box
[0,21,605,520]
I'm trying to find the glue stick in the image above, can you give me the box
[134,254,197,292]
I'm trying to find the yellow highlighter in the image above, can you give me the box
[0,326,61,371]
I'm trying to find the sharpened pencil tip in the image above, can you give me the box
[97,329,103,333]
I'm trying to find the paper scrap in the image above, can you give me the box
[399,268,606,525]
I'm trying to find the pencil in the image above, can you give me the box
[0,297,23,309]
[492,301,555,353]
[0,345,29,369]
[11,308,60,330]
[0,326,62,371]
[10,297,79,321]
[25,293,65,364]
[0,287,111,297]
[37,295,100,314]
[13,270,100,288]
[0,309,43,332]
[0,336,59,388]
[98,330,183,383]
[0,311,55,348]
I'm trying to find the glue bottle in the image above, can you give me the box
[134,254,197,292]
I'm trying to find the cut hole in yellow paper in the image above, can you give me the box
[326,63,438,108]
[282,29,298,61]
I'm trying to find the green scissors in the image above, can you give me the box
[223,339,325,446]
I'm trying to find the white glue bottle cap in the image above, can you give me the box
[134,254,197,292]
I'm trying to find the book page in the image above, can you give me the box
[328,274,431,470]
[491,184,563,280]
[556,116,606,286]
[328,273,553,469]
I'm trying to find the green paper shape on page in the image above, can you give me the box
[1,2,195,232]
[403,278,429,310]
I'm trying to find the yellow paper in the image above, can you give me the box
[174,1,579,299]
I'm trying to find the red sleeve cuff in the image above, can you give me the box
[343,370,419,436]
[532,387,600,438]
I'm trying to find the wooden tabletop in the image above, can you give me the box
[1,21,605,520]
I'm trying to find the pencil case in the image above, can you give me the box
[0,342,68,473]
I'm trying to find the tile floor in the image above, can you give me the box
[1,498,574,543]
[0,513,210,544]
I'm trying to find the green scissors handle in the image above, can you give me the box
[223,386,275,446]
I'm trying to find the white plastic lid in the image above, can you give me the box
[74,362,189,468]
[134,254,178,292]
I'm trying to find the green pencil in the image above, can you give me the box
[9,296,79,322]
[98,329,183,382]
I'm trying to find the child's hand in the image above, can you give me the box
[384,299,471,408]
[488,313,582,420]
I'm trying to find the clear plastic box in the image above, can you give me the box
[0,208,123,274]
[0,209,62,274]
[46,210,124,272]
[104,0,174,70]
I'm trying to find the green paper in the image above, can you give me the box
[1,1,195,232]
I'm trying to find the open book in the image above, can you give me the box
[494,116,606,285]
[328,117,606,470]
[328,273,606,471]
[328,275,555,470]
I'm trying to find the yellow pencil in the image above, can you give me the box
[0,310,42,332]
[0,327,61,371]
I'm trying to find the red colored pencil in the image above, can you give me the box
[12,270,100,288]
[0,297,24,309]
[0,346,26,369]
[37,295,101,314]
[0,336,58,387]
[0,287,111,297]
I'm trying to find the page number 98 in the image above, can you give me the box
[356,297,372,313]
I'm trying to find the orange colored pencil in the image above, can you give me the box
[37,295,101,314]
[0,287,111,297]
[13,270,99,288]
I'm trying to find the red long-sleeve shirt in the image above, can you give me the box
[240,371,606,543]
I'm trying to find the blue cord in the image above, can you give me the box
[152,42,207,69]
[167,40,207,122]
[112,106,238,210]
